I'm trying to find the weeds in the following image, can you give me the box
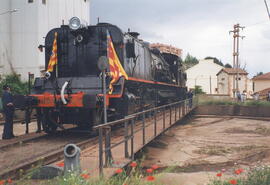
[199,100,270,107]
[209,166,270,185]
[194,146,231,156]
[254,126,270,136]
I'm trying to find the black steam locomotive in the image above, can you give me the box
[28,17,187,133]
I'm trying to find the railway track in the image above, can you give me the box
[0,129,97,179]
[0,109,180,179]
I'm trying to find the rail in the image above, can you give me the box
[93,97,198,175]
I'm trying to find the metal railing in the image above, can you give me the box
[93,97,198,175]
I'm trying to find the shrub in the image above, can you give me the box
[0,74,29,96]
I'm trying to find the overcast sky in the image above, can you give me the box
[91,0,270,77]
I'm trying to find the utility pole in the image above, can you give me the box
[229,24,245,98]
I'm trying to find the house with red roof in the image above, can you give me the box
[252,72,270,96]
[217,68,251,97]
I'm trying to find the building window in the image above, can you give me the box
[221,78,225,81]
[28,0,33,3]
[42,0,46,4]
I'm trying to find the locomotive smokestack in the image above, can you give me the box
[129,32,140,39]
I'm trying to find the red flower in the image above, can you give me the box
[56,162,64,167]
[238,168,244,173]
[216,172,222,177]
[115,168,123,174]
[0,180,5,185]
[229,179,237,184]
[151,164,159,170]
[146,168,153,173]
[146,176,155,181]
[80,173,90,179]
[235,170,241,175]
[130,161,137,168]
[7,178,12,184]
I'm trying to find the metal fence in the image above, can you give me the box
[93,97,198,175]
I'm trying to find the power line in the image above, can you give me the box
[264,0,270,20]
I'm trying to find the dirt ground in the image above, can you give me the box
[0,121,38,139]
[142,116,270,185]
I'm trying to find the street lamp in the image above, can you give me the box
[0,9,19,16]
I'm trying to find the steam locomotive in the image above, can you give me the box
[24,17,187,133]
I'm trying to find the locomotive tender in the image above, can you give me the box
[29,17,187,133]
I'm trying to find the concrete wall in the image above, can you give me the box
[11,0,39,79]
[186,59,223,94]
[0,0,90,81]
[253,80,270,92]
[0,0,12,76]
[196,105,270,117]
[217,71,229,95]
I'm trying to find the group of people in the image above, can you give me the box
[236,90,247,102]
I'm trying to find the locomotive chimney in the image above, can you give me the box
[129,32,140,39]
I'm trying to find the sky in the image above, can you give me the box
[90,0,270,77]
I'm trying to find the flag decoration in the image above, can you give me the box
[107,30,128,93]
[47,32,58,72]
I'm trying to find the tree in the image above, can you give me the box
[183,53,199,69]
[0,74,29,96]
[253,72,263,78]
[204,56,224,66]
[194,85,205,94]
[224,63,232,68]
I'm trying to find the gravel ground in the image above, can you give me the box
[143,117,270,185]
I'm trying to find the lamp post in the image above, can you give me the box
[0,9,18,16]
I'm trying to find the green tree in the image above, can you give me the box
[183,53,199,69]
[224,63,232,68]
[254,72,263,78]
[0,74,29,96]
[194,85,205,94]
[204,56,224,66]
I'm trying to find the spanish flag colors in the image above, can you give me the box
[47,32,58,72]
[107,30,128,93]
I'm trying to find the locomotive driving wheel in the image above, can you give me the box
[41,109,58,134]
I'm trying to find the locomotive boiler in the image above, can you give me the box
[27,17,187,133]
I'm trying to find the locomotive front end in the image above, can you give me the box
[30,17,114,133]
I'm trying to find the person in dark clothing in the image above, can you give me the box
[2,84,15,139]
[187,89,194,108]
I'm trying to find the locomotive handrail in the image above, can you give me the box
[95,97,198,176]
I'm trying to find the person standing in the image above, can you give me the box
[187,89,194,108]
[267,91,270,101]
[2,84,15,139]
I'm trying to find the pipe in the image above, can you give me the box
[63,144,81,174]
[61,81,69,105]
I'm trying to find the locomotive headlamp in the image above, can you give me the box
[69,17,81,31]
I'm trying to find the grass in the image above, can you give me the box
[254,126,270,136]
[198,100,270,107]
[9,162,164,185]
[40,170,163,185]
[208,166,270,185]
[194,146,231,156]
